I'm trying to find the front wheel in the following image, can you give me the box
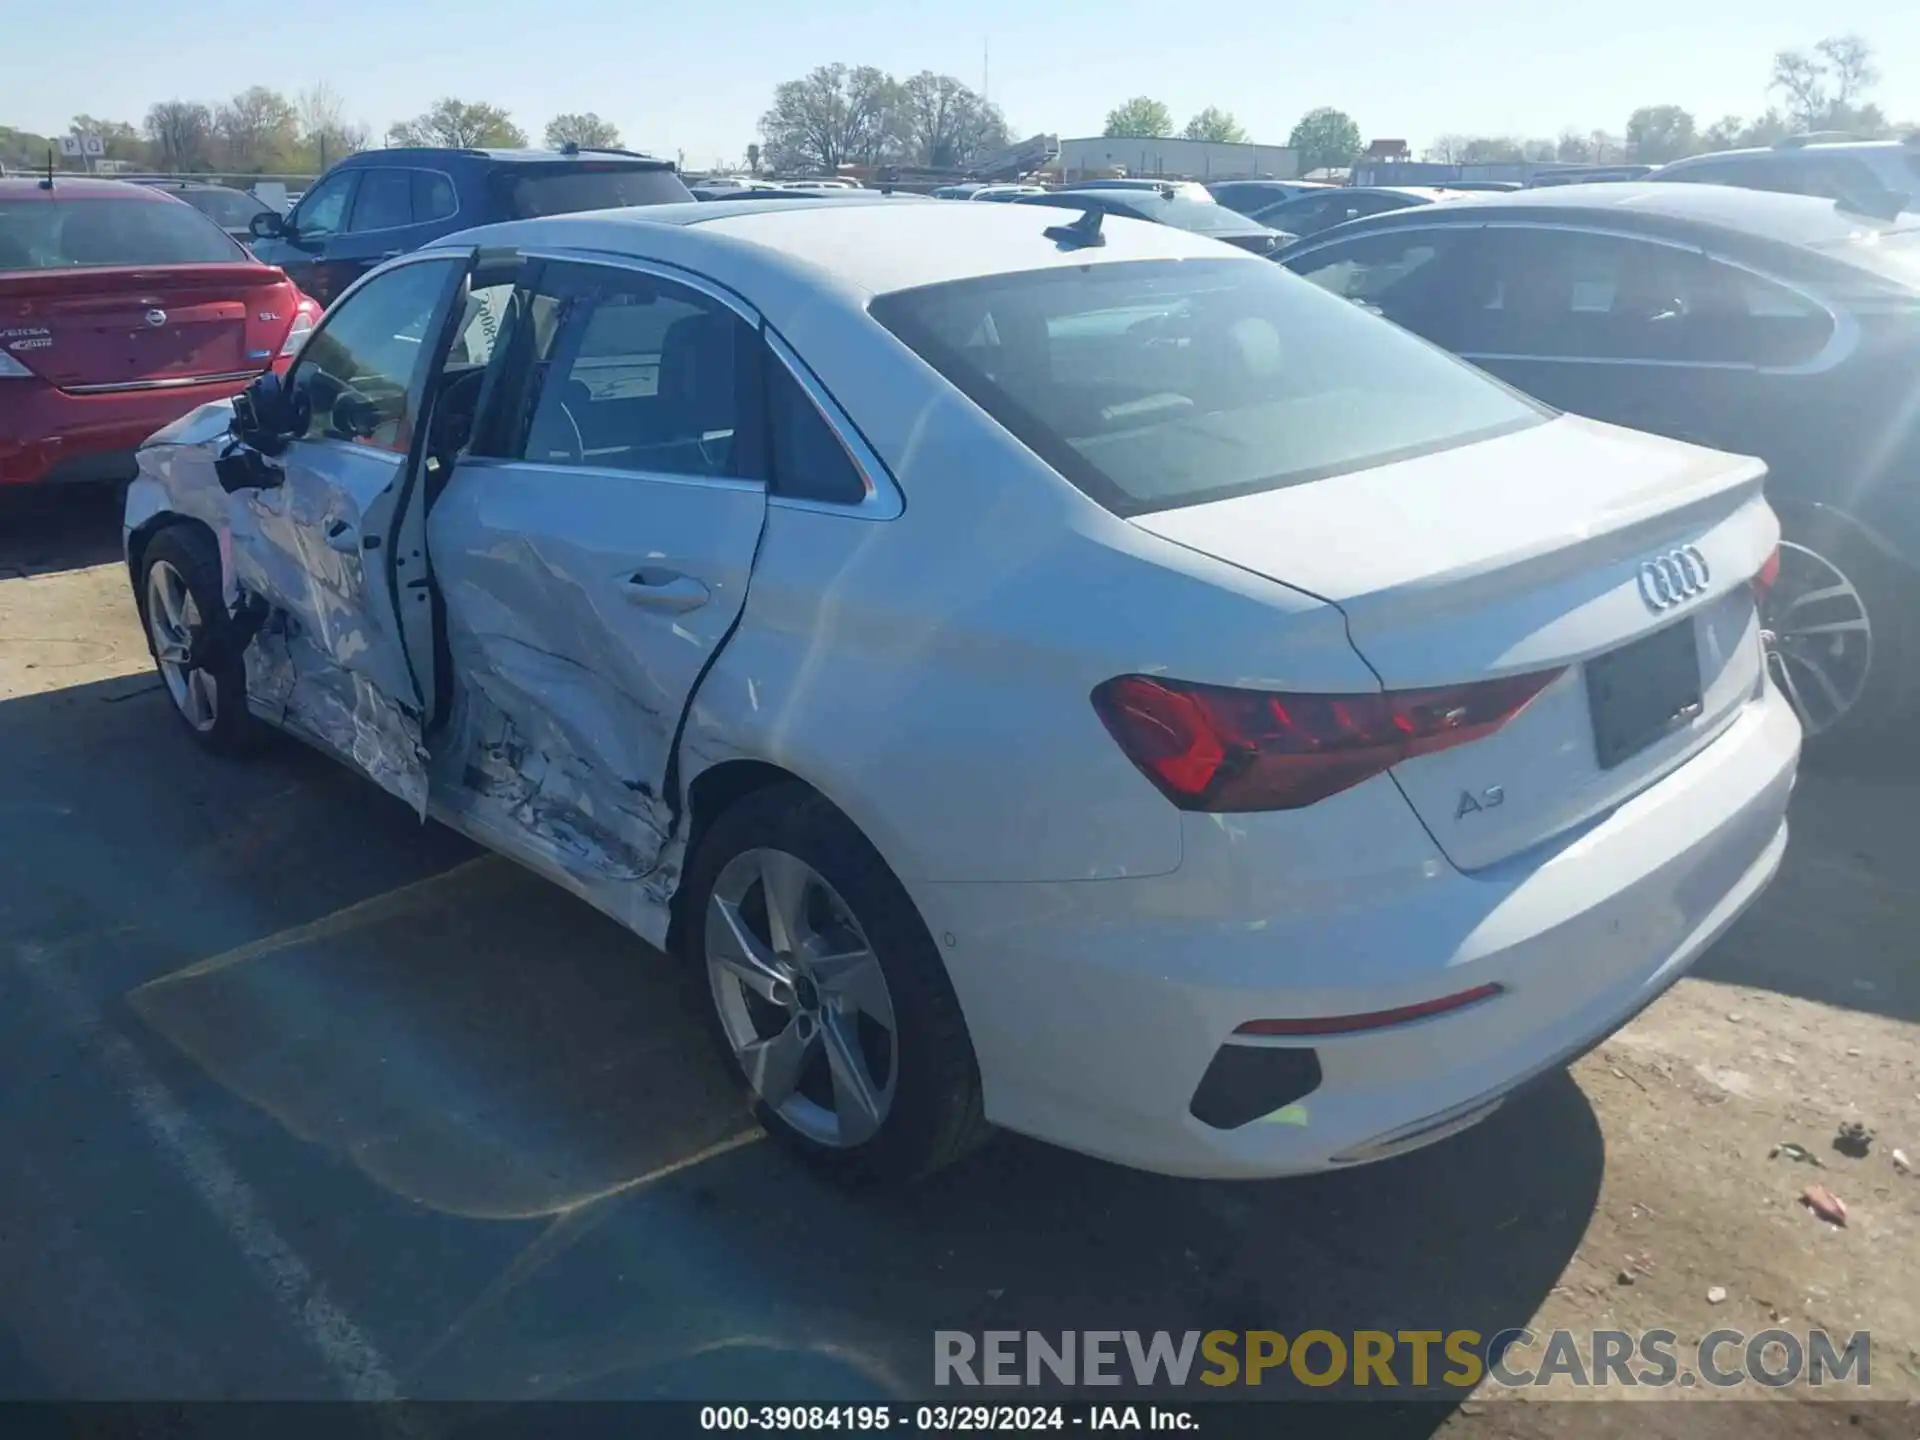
[679,783,992,1185]
[137,526,265,756]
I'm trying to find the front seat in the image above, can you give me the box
[656,312,740,475]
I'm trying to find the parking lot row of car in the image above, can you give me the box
[2,131,1916,1186]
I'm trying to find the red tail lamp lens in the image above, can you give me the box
[1091,669,1563,812]
[1752,545,1781,602]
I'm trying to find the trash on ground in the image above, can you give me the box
[1893,1148,1912,1175]
[1833,1122,1873,1159]
[1800,1184,1848,1227]
[1707,1285,1728,1304]
[1769,1141,1826,1167]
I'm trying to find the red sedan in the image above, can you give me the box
[0,177,320,488]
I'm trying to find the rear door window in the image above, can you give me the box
[411,170,458,223]
[869,257,1544,516]
[1449,228,1835,366]
[766,347,868,504]
[347,169,414,232]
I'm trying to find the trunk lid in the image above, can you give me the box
[0,264,295,391]
[1131,415,1777,870]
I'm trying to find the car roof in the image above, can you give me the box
[0,176,173,201]
[1288,181,1920,271]
[436,193,1260,303]
[340,146,671,167]
[1663,140,1912,166]
[136,179,257,195]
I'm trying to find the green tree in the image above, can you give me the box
[215,87,301,172]
[1103,97,1173,139]
[389,98,527,149]
[1624,104,1698,162]
[758,64,897,173]
[1287,106,1361,173]
[545,112,623,150]
[1182,107,1246,144]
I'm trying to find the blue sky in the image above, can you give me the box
[14,0,1917,167]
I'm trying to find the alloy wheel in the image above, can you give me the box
[1761,541,1873,738]
[705,847,899,1147]
[146,559,218,733]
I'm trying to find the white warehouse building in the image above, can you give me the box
[1057,136,1299,182]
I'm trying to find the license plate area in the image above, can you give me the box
[1586,620,1703,770]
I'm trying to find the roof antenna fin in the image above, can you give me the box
[1044,206,1105,249]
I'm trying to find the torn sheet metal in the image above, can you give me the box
[438,676,671,884]
[244,608,430,815]
[222,464,429,814]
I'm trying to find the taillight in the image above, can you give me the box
[1091,669,1563,812]
[279,300,319,357]
[1751,544,1781,603]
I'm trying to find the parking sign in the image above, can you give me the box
[57,136,83,157]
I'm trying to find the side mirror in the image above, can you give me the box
[251,210,288,241]
[231,372,301,456]
[216,440,285,494]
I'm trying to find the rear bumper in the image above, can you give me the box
[0,372,266,487]
[911,684,1800,1179]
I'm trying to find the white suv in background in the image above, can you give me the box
[1655,135,1920,212]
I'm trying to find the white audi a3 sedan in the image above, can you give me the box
[123,194,1799,1184]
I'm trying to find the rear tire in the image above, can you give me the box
[677,782,993,1186]
[136,525,266,758]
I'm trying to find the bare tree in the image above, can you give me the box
[296,83,367,171]
[1816,34,1879,107]
[143,100,215,172]
[894,72,1008,169]
[544,112,623,150]
[1770,48,1830,132]
[758,64,896,174]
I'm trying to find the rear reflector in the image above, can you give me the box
[1234,982,1505,1037]
[1752,544,1781,602]
[1091,669,1562,811]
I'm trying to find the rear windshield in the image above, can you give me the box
[500,164,693,219]
[870,258,1546,516]
[1826,227,1920,288]
[176,188,271,229]
[0,197,243,270]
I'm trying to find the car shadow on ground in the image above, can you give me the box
[1697,748,1920,1025]
[0,484,124,579]
[0,673,1607,1425]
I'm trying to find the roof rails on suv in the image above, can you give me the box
[1774,132,1874,149]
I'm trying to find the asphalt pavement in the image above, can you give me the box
[0,488,1913,1434]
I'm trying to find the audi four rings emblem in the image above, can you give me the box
[1637,546,1711,612]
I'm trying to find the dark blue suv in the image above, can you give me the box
[249,146,692,304]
